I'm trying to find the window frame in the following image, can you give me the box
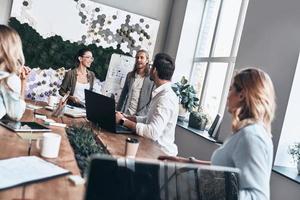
[189,0,249,118]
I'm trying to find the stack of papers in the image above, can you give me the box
[45,105,86,118]
[0,156,70,190]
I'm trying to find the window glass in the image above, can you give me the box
[202,62,228,118]
[195,0,221,58]
[213,0,243,57]
[190,62,208,98]
[190,0,247,121]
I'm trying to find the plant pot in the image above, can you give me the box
[188,111,207,131]
[178,104,188,120]
[297,160,300,174]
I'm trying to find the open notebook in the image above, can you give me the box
[0,156,70,190]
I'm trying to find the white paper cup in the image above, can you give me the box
[125,138,139,158]
[36,133,62,158]
[48,96,59,107]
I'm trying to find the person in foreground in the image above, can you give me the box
[117,49,155,116]
[116,53,179,156]
[0,25,30,120]
[159,67,276,200]
[59,48,98,107]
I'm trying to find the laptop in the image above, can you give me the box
[84,90,133,134]
[84,155,240,200]
[0,120,51,132]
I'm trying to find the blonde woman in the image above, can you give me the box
[0,25,30,120]
[160,68,276,200]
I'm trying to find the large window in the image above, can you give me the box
[274,53,300,168]
[190,0,248,120]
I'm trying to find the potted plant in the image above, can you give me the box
[66,125,110,176]
[288,142,300,174]
[172,76,199,119]
[188,106,211,131]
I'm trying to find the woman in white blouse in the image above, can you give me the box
[59,48,98,107]
[0,25,30,120]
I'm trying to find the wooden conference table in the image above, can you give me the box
[0,103,166,200]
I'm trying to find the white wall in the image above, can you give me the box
[0,0,13,24]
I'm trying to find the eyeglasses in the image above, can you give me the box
[82,56,94,61]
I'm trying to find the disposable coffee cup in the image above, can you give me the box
[125,137,139,158]
[48,95,59,107]
[36,133,62,158]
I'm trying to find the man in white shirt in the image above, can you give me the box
[116,53,179,155]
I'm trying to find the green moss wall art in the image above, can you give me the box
[9,0,160,80]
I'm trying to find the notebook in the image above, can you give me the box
[45,105,86,118]
[0,156,70,190]
[0,120,51,132]
[85,90,133,134]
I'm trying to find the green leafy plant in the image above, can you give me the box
[288,142,300,163]
[66,125,110,176]
[172,76,199,112]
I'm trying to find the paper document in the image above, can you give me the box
[45,105,86,118]
[0,156,70,190]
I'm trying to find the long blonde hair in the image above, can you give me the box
[231,67,276,134]
[0,25,25,77]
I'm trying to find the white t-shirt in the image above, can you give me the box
[127,74,145,115]
[73,82,90,103]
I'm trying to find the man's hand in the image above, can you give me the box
[115,111,125,124]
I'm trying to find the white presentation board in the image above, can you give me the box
[101,54,136,102]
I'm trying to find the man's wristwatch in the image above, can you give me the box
[119,117,127,126]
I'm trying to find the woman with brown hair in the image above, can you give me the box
[0,25,30,120]
[59,48,96,107]
[160,67,276,200]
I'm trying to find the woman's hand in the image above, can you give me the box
[158,155,187,163]
[19,66,31,80]
[19,66,31,99]
[68,96,80,104]
[158,155,211,165]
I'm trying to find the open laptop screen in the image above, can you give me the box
[85,89,116,133]
[85,155,239,200]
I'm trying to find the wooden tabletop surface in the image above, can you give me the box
[0,102,166,200]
